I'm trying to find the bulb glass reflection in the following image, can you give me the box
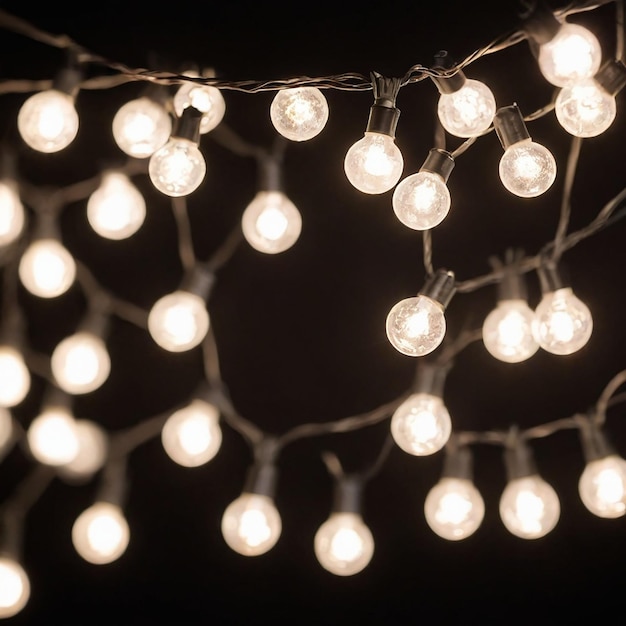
[0,558,30,618]
[270,87,329,141]
[149,138,206,197]
[555,78,616,137]
[578,454,626,518]
[392,171,450,231]
[437,79,496,138]
[72,502,130,564]
[499,138,556,197]
[0,347,30,407]
[19,238,76,298]
[27,407,79,466]
[0,181,25,247]
[173,73,226,134]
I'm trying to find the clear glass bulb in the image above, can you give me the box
[87,171,146,240]
[499,475,560,539]
[578,454,626,518]
[424,477,485,540]
[148,137,206,197]
[499,138,557,198]
[482,299,539,363]
[0,406,13,453]
[173,73,226,135]
[538,22,602,87]
[72,501,130,565]
[60,419,108,480]
[390,392,452,456]
[437,79,497,138]
[0,557,30,619]
[0,180,25,247]
[27,407,79,466]
[112,96,172,158]
[17,89,79,153]
[555,78,616,137]
[392,171,450,231]
[385,295,446,357]
[344,132,404,194]
[533,287,593,355]
[270,87,329,142]
[18,238,76,298]
[51,331,111,394]
[147,290,210,352]
[314,512,375,576]
[221,493,282,556]
[0,347,30,407]
[161,399,222,467]
[241,190,302,254]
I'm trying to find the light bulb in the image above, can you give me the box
[424,477,485,540]
[221,493,282,556]
[87,171,146,240]
[314,512,374,576]
[0,557,30,618]
[60,419,108,480]
[499,138,556,198]
[270,87,329,141]
[437,79,496,138]
[241,190,302,254]
[161,398,222,467]
[112,96,172,158]
[148,137,206,197]
[17,89,79,153]
[0,407,13,453]
[51,331,111,394]
[173,72,226,135]
[27,406,79,466]
[578,454,626,518]
[72,501,130,564]
[391,392,452,456]
[0,347,30,407]
[482,299,539,363]
[0,180,25,247]
[499,475,560,539]
[555,79,615,137]
[18,238,76,298]
[147,290,210,352]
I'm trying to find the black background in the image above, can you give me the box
[0,1,625,624]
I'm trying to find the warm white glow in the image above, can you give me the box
[437,79,496,138]
[270,87,329,141]
[17,89,79,153]
[61,419,108,480]
[499,138,557,197]
[392,170,450,230]
[72,501,130,564]
[579,455,626,518]
[0,558,30,618]
[161,399,222,467]
[314,512,375,576]
[0,180,25,247]
[173,72,226,134]
[221,493,282,556]
[27,407,79,466]
[147,290,210,352]
[344,132,403,194]
[0,347,30,407]
[18,238,76,298]
[390,392,452,456]
[424,477,485,540]
[148,138,206,197]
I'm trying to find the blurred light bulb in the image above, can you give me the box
[0,180,25,247]
[112,96,172,158]
[437,79,496,138]
[0,407,13,453]
[0,557,30,618]
[147,290,209,352]
[579,454,626,518]
[72,501,130,564]
[18,238,76,298]
[60,419,108,480]
[424,477,485,540]
[161,399,222,467]
[314,512,374,576]
[27,407,79,466]
[221,493,282,556]
[499,475,560,539]
[241,190,302,254]
[173,72,226,135]
[0,347,30,407]
[148,137,206,197]
[270,87,329,141]
[499,138,556,198]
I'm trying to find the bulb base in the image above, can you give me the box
[420,148,455,183]
[52,67,82,98]
[332,475,364,515]
[595,59,626,97]
[258,156,283,192]
[172,106,203,144]
[180,265,215,300]
[245,437,280,498]
[431,50,467,94]
[579,417,614,463]
[504,432,537,480]
[365,105,400,138]
[418,268,456,309]
[441,440,473,480]
[413,361,448,397]
[494,105,530,150]
[537,261,567,294]
[520,1,561,46]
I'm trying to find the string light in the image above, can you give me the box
[270,86,329,141]
[173,69,226,135]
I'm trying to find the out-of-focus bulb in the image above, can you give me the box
[437,79,496,138]
[27,406,79,466]
[0,557,30,619]
[578,454,626,518]
[270,87,329,141]
[0,180,25,247]
[72,501,130,565]
[18,238,76,298]
[174,72,226,135]
[87,172,146,240]
[112,96,172,158]
[314,512,374,576]
[60,419,108,480]
[221,493,282,556]
[499,138,556,198]
[0,347,30,408]
[241,190,302,254]
[17,89,79,153]
[161,399,222,467]
[0,407,13,453]
[147,290,210,352]
[148,137,206,197]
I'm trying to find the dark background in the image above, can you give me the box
[0,1,625,624]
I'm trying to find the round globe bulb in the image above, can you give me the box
[173,74,226,135]
[499,138,557,198]
[0,181,25,247]
[314,512,374,576]
[60,419,108,481]
[270,87,329,142]
[27,407,79,466]
[72,501,130,565]
[18,238,76,298]
[555,78,616,137]
[0,347,30,408]
[0,558,30,619]
[578,454,626,518]
[148,138,206,197]
[0,407,13,453]
[437,78,496,138]
[392,170,451,231]
[221,493,282,556]
[344,132,404,194]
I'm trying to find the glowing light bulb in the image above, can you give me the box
[60,419,108,480]
[579,454,626,518]
[0,180,25,247]
[112,96,172,158]
[72,501,130,564]
[499,138,556,198]
[148,290,210,352]
[437,79,496,138]
[555,78,615,137]
[0,347,30,407]
[270,87,329,141]
[0,407,13,453]
[149,137,206,197]
[221,493,282,556]
[314,513,374,576]
[18,238,76,298]
[27,406,79,466]
[173,72,226,134]
[161,399,222,467]
[0,557,30,618]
